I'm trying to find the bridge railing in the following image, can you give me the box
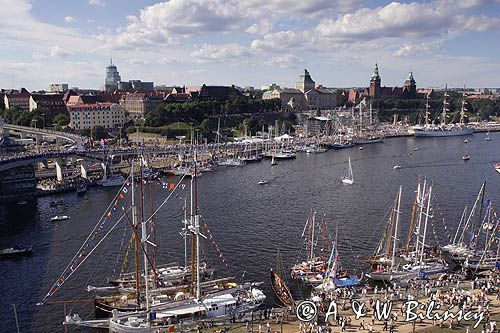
[2,124,84,144]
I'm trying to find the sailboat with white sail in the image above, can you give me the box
[342,157,354,185]
[462,141,470,160]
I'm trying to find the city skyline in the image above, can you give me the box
[0,0,499,90]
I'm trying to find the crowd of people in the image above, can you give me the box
[298,273,500,332]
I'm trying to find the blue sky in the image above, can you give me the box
[0,0,499,90]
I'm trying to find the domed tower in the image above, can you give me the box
[403,72,416,98]
[369,63,381,98]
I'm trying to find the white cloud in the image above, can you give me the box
[264,55,302,69]
[315,1,500,41]
[245,20,273,35]
[88,0,106,7]
[128,58,150,65]
[191,43,250,62]
[393,42,441,57]
[159,56,179,65]
[241,0,365,17]
[106,0,366,50]
[0,0,96,52]
[64,16,76,23]
[251,30,316,52]
[50,46,75,57]
[316,2,455,40]
[125,15,138,23]
[186,69,208,75]
[461,15,500,32]
[456,0,500,9]
[0,60,102,90]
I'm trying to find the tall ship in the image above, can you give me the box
[414,87,473,137]
[41,150,265,332]
[353,100,383,144]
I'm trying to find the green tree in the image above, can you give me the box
[336,89,348,106]
[198,118,213,140]
[53,113,69,126]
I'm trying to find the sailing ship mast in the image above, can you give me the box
[406,183,420,251]
[441,85,449,125]
[369,102,373,127]
[149,182,157,285]
[140,156,150,311]
[182,198,188,269]
[359,102,363,135]
[424,93,430,127]
[310,211,316,265]
[460,86,467,125]
[131,159,141,307]
[190,135,203,299]
[419,185,433,267]
[414,180,427,257]
[391,186,402,271]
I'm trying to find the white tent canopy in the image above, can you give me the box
[274,134,294,142]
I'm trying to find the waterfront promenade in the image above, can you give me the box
[200,275,500,333]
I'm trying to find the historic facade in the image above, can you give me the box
[119,93,164,119]
[3,88,31,112]
[263,69,336,111]
[349,64,423,103]
[68,102,125,130]
[29,94,67,113]
[368,64,417,99]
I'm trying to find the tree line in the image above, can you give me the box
[145,97,282,127]
[0,106,69,128]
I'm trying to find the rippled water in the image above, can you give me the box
[1,133,499,332]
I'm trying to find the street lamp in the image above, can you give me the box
[41,113,45,129]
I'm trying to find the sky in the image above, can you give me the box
[0,0,499,91]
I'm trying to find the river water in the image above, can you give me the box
[1,133,499,332]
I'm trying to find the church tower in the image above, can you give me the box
[369,63,381,98]
[403,72,417,98]
[296,69,315,92]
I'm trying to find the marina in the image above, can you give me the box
[1,132,500,332]
[1,0,500,331]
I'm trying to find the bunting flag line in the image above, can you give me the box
[43,178,133,301]
[202,223,229,267]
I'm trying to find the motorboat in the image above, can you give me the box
[100,175,125,187]
[217,158,246,167]
[0,246,32,258]
[274,150,296,159]
[51,215,70,221]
